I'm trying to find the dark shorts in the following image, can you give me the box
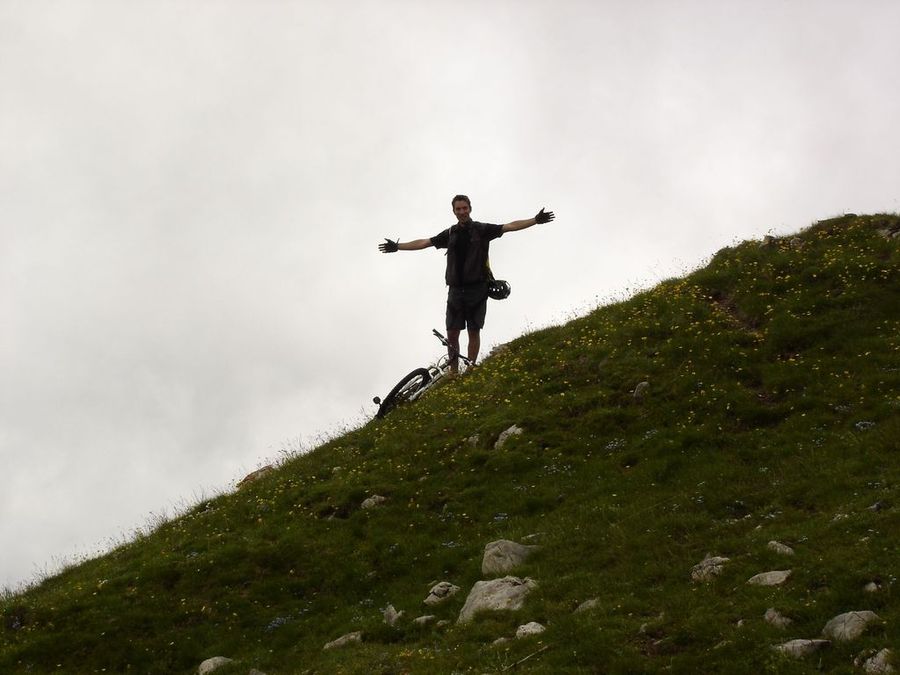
[446,282,488,331]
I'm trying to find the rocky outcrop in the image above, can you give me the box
[361,495,388,509]
[198,657,234,674]
[691,555,730,582]
[424,581,461,605]
[323,631,362,650]
[774,639,830,658]
[482,539,539,575]
[457,576,537,624]
[748,570,791,586]
[822,611,880,642]
[494,425,523,449]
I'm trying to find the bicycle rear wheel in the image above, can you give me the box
[376,368,432,418]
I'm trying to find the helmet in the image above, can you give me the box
[487,279,511,300]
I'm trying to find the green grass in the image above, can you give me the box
[3,214,899,674]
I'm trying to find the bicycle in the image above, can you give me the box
[373,329,472,419]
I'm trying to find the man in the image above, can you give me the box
[378,194,555,371]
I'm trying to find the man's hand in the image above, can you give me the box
[379,238,399,253]
[535,208,555,224]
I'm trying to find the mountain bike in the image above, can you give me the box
[373,329,472,418]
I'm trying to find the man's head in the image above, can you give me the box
[451,194,472,224]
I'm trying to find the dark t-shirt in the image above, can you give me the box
[430,221,503,287]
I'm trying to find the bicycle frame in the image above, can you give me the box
[373,329,472,417]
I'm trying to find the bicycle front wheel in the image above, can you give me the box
[376,368,432,418]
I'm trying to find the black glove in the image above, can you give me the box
[379,238,399,253]
[535,208,555,224]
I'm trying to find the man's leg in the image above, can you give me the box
[447,329,462,372]
[467,328,481,365]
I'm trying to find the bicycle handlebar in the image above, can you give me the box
[432,328,472,365]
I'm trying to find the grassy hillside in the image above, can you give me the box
[3,214,899,674]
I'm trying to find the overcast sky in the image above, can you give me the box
[2,0,899,590]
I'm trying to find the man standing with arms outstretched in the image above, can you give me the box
[378,195,555,371]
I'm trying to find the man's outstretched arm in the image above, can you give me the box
[501,208,555,233]
[378,238,434,253]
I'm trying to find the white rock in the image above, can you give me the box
[457,576,538,624]
[383,604,404,626]
[413,615,436,626]
[822,611,880,642]
[691,555,730,582]
[424,581,461,605]
[493,637,511,645]
[864,582,882,593]
[774,639,830,658]
[748,570,792,586]
[764,608,793,629]
[767,541,795,556]
[633,381,650,400]
[323,631,362,650]
[482,539,539,575]
[248,670,268,675]
[236,465,274,489]
[574,598,600,613]
[198,657,234,674]
[361,495,388,509]
[516,622,546,638]
[861,648,895,674]
[494,425,523,449]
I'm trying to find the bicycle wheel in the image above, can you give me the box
[376,368,432,418]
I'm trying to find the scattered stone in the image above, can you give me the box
[822,611,880,642]
[493,637,511,646]
[383,604,404,626]
[691,555,730,582]
[424,581,461,605]
[789,237,803,249]
[413,615,436,626]
[767,541,795,556]
[521,532,545,544]
[488,343,510,359]
[856,648,895,674]
[466,435,480,447]
[856,421,877,431]
[436,620,451,629]
[361,495,388,510]
[458,576,538,624]
[495,425,524,449]
[864,582,882,593]
[632,381,650,400]
[323,631,363,650]
[236,465,274,489]
[249,670,268,675]
[516,622,546,638]
[764,608,793,629]
[748,570,792,586]
[774,639,830,658]
[482,539,540,575]
[760,235,777,249]
[869,501,888,512]
[198,657,234,674]
[574,598,601,614]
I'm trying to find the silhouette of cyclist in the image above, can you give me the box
[379,194,554,371]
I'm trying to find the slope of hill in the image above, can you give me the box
[2,214,899,674]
